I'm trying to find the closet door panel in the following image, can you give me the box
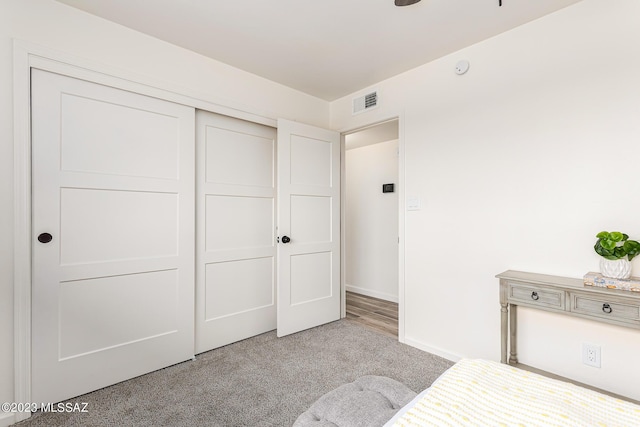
[32,69,195,405]
[196,111,276,353]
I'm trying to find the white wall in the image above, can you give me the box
[0,1,329,424]
[332,0,640,400]
[346,140,399,302]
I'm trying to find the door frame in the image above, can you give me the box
[12,40,280,422]
[339,115,406,343]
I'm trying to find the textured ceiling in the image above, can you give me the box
[56,0,582,101]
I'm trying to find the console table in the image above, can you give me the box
[497,270,640,365]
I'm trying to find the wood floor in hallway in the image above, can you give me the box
[345,291,398,338]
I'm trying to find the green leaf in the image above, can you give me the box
[600,239,617,251]
[610,231,624,242]
[613,246,627,258]
[622,233,629,241]
[596,231,610,239]
[594,241,614,258]
[624,240,640,261]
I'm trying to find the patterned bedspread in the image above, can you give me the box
[388,359,640,427]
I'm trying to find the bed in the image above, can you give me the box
[385,359,640,426]
[295,358,640,426]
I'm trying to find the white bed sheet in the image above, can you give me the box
[385,359,640,427]
[384,386,434,427]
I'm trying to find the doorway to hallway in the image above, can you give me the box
[343,119,399,337]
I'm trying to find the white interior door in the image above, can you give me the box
[31,69,195,404]
[195,111,277,353]
[277,119,341,337]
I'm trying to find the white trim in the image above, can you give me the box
[403,337,463,363]
[397,113,406,344]
[16,39,278,127]
[345,285,398,303]
[340,134,347,319]
[13,39,33,424]
[12,38,285,420]
[0,412,16,427]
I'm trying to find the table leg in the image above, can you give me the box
[509,304,518,364]
[500,302,508,364]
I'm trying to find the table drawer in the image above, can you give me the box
[508,283,564,309]
[570,293,640,325]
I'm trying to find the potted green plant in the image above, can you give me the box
[594,231,640,279]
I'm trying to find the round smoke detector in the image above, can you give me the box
[455,60,470,75]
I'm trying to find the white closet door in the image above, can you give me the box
[276,119,341,337]
[195,111,276,353]
[31,69,195,404]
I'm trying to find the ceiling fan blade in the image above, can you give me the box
[395,0,421,6]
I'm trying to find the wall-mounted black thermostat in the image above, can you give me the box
[382,183,395,193]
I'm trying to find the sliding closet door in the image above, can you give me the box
[31,69,195,404]
[195,111,277,353]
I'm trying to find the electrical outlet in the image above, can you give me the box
[582,343,601,368]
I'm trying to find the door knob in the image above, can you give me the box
[281,235,291,244]
[38,233,53,243]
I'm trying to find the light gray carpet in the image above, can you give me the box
[15,320,453,427]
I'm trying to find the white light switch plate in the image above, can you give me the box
[407,197,421,211]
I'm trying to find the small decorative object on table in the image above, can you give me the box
[594,231,640,279]
[583,271,640,292]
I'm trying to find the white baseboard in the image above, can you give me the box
[403,336,463,363]
[345,284,398,303]
[0,411,16,427]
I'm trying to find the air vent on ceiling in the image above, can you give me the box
[352,90,378,115]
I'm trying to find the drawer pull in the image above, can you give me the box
[602,303,612,314]
[531,291,539,301]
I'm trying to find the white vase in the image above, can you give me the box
[599,258,632,279]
